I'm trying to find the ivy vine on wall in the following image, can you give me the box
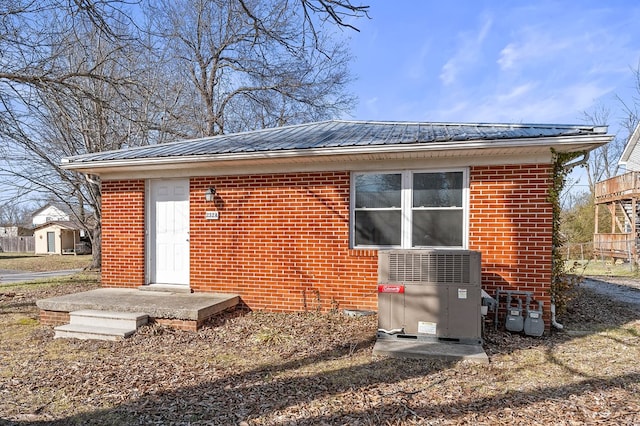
[549,148,584,313]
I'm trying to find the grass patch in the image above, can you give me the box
[0,252,92,272]
[15,317,39,326]
[0,316,40,341]
[565,259,638,277]
[254,327,292,345]
[0,271,100,291]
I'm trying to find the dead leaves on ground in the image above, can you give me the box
[0,282,639,425]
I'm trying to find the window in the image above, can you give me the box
[352,170,467,248]
[353,173,402,246]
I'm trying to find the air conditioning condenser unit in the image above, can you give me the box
[377,249,482,344]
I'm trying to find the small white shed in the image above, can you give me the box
[33,221,82,255]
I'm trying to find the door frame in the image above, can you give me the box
[145,178,191,286]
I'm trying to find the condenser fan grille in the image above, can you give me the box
[379,250,479,285]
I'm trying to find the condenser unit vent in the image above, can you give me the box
[379,250,478,285]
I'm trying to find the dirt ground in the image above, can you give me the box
[0,276,639,425]
[580,276,640,313]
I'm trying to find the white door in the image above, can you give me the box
[149,179,190,285]
[47,232,56,253]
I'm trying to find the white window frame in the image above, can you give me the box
[350,168,469,249]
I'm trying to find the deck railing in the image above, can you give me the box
[593,233,637,259]
[595,171,640,202]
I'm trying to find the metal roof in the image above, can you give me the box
[62,120,610,165]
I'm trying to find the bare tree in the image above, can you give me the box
[561,77,639,247]
[239,0,369,53]
[581,62,640,191]
[581,105,626,193]
[147,0,356,137]
[0,203,31,227]
[617,61,640,138]
[0,0,364,268]
[0,3,148,267]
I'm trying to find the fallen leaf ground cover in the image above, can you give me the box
[0,276,638,425]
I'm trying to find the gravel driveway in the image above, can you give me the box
[581,276,640,313]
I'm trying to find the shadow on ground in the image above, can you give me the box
[0,278,638,425]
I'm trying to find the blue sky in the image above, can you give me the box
[4,1,639,208]
[345,0,640,134]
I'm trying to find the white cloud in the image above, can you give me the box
[361,96,379,118]
[406,41,433,81]
[563,83,615,114]
[460,81,613,123]
[429,101,471,122]
[497,43,518,70]
[498,31,574,72]
[351,1,640,131]
[439,15,493,86]
[439,61,458,86]
[496,83,536,103]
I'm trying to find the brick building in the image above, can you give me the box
[61,120,612,329]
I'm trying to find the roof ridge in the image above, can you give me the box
[332,119,603,129]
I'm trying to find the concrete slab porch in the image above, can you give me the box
[36,288,240,331]
[373,339,489,364]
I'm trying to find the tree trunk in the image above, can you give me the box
[90,224,102,271]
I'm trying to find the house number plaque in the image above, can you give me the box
[205,211,219,220]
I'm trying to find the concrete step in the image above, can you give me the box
[54,323,137,341]
[373,339,489,364]
[69,310,148,329]
[138,284,192,294]
[54,310,149,341]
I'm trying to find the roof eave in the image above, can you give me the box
[61,134,613,174]
[620,122,640,165]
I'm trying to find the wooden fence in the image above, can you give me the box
[0,236,35,253]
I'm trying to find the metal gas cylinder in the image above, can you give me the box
[524,301,545,337]
[505,295,524,332]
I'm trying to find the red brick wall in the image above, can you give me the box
[190,172,378,312]
[469,164,553,322]
[99,165,553,323]
[101,179,146,288]
[39,310,70,326]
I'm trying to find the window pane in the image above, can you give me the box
[412,210,463,246]
[413,172,463,207]
[355,210,401,246]
[355,174,401,208]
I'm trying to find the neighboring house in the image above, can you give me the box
[31,204,70,227]
[594,123,640,262]
[0,224,33,237]
[33,221,90,255]
[61,120,612,330]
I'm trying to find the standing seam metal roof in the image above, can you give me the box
[62,120,609,164]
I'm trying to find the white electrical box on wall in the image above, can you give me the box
[205,211,219,220]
